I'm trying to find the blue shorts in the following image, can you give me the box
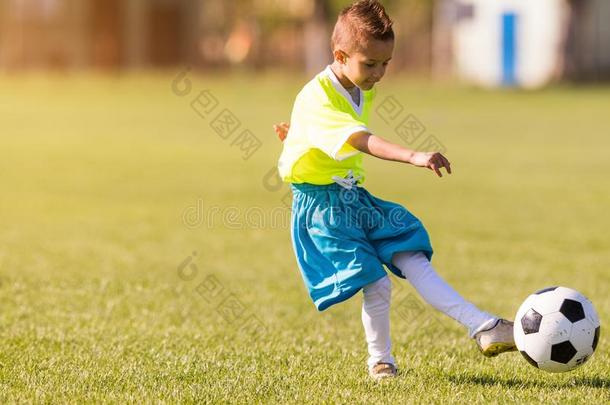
[290,182,433,311]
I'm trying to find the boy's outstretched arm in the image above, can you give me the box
[347,131,452,177]
[274,123,450,177]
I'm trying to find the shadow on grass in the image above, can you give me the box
[447,373,610,389]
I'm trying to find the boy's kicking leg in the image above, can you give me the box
[361,252,516,381]
[361,275,397,380]
[392,251,516,356]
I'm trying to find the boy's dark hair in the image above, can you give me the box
[331,0,394,51]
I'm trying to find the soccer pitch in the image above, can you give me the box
[0,73,608,403]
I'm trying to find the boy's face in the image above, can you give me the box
[335,39,394,90]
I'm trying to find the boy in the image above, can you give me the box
[275,0,516,380]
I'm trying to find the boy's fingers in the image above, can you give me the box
[434,153,451,175]
[430,162,442,177]
[273,123,290,135]
[441,156,452,174]
[273,124,287,142]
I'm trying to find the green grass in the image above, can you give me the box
[0,71,608,403]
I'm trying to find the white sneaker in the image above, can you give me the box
[474,319,517,357]
[369,362,397,381]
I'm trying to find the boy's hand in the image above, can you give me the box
[409,151,452,177]
[273,122,290,142]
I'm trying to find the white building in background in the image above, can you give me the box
[434,0,610,88]
[454,0,566,88]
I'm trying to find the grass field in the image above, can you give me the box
[0,71,609,403]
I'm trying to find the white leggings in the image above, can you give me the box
[361,251,496,369]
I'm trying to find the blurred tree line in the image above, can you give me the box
[0,0,435,74]
[212,0,434,74]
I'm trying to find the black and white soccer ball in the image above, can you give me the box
[514,286,601,373]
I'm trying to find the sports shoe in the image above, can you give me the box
[474,319,517,357]
[369,362,397,381]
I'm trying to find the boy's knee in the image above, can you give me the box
[392,250,427,265]
[392,250,430,277]
[363,275,392,300]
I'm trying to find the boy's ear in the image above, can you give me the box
[333,49,347,65]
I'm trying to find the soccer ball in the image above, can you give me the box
[514,286,601,373]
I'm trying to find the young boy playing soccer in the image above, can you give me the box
[275,0,516,380]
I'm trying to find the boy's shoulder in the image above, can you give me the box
[295,69,333,104]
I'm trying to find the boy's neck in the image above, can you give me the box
[330,62,357,90]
